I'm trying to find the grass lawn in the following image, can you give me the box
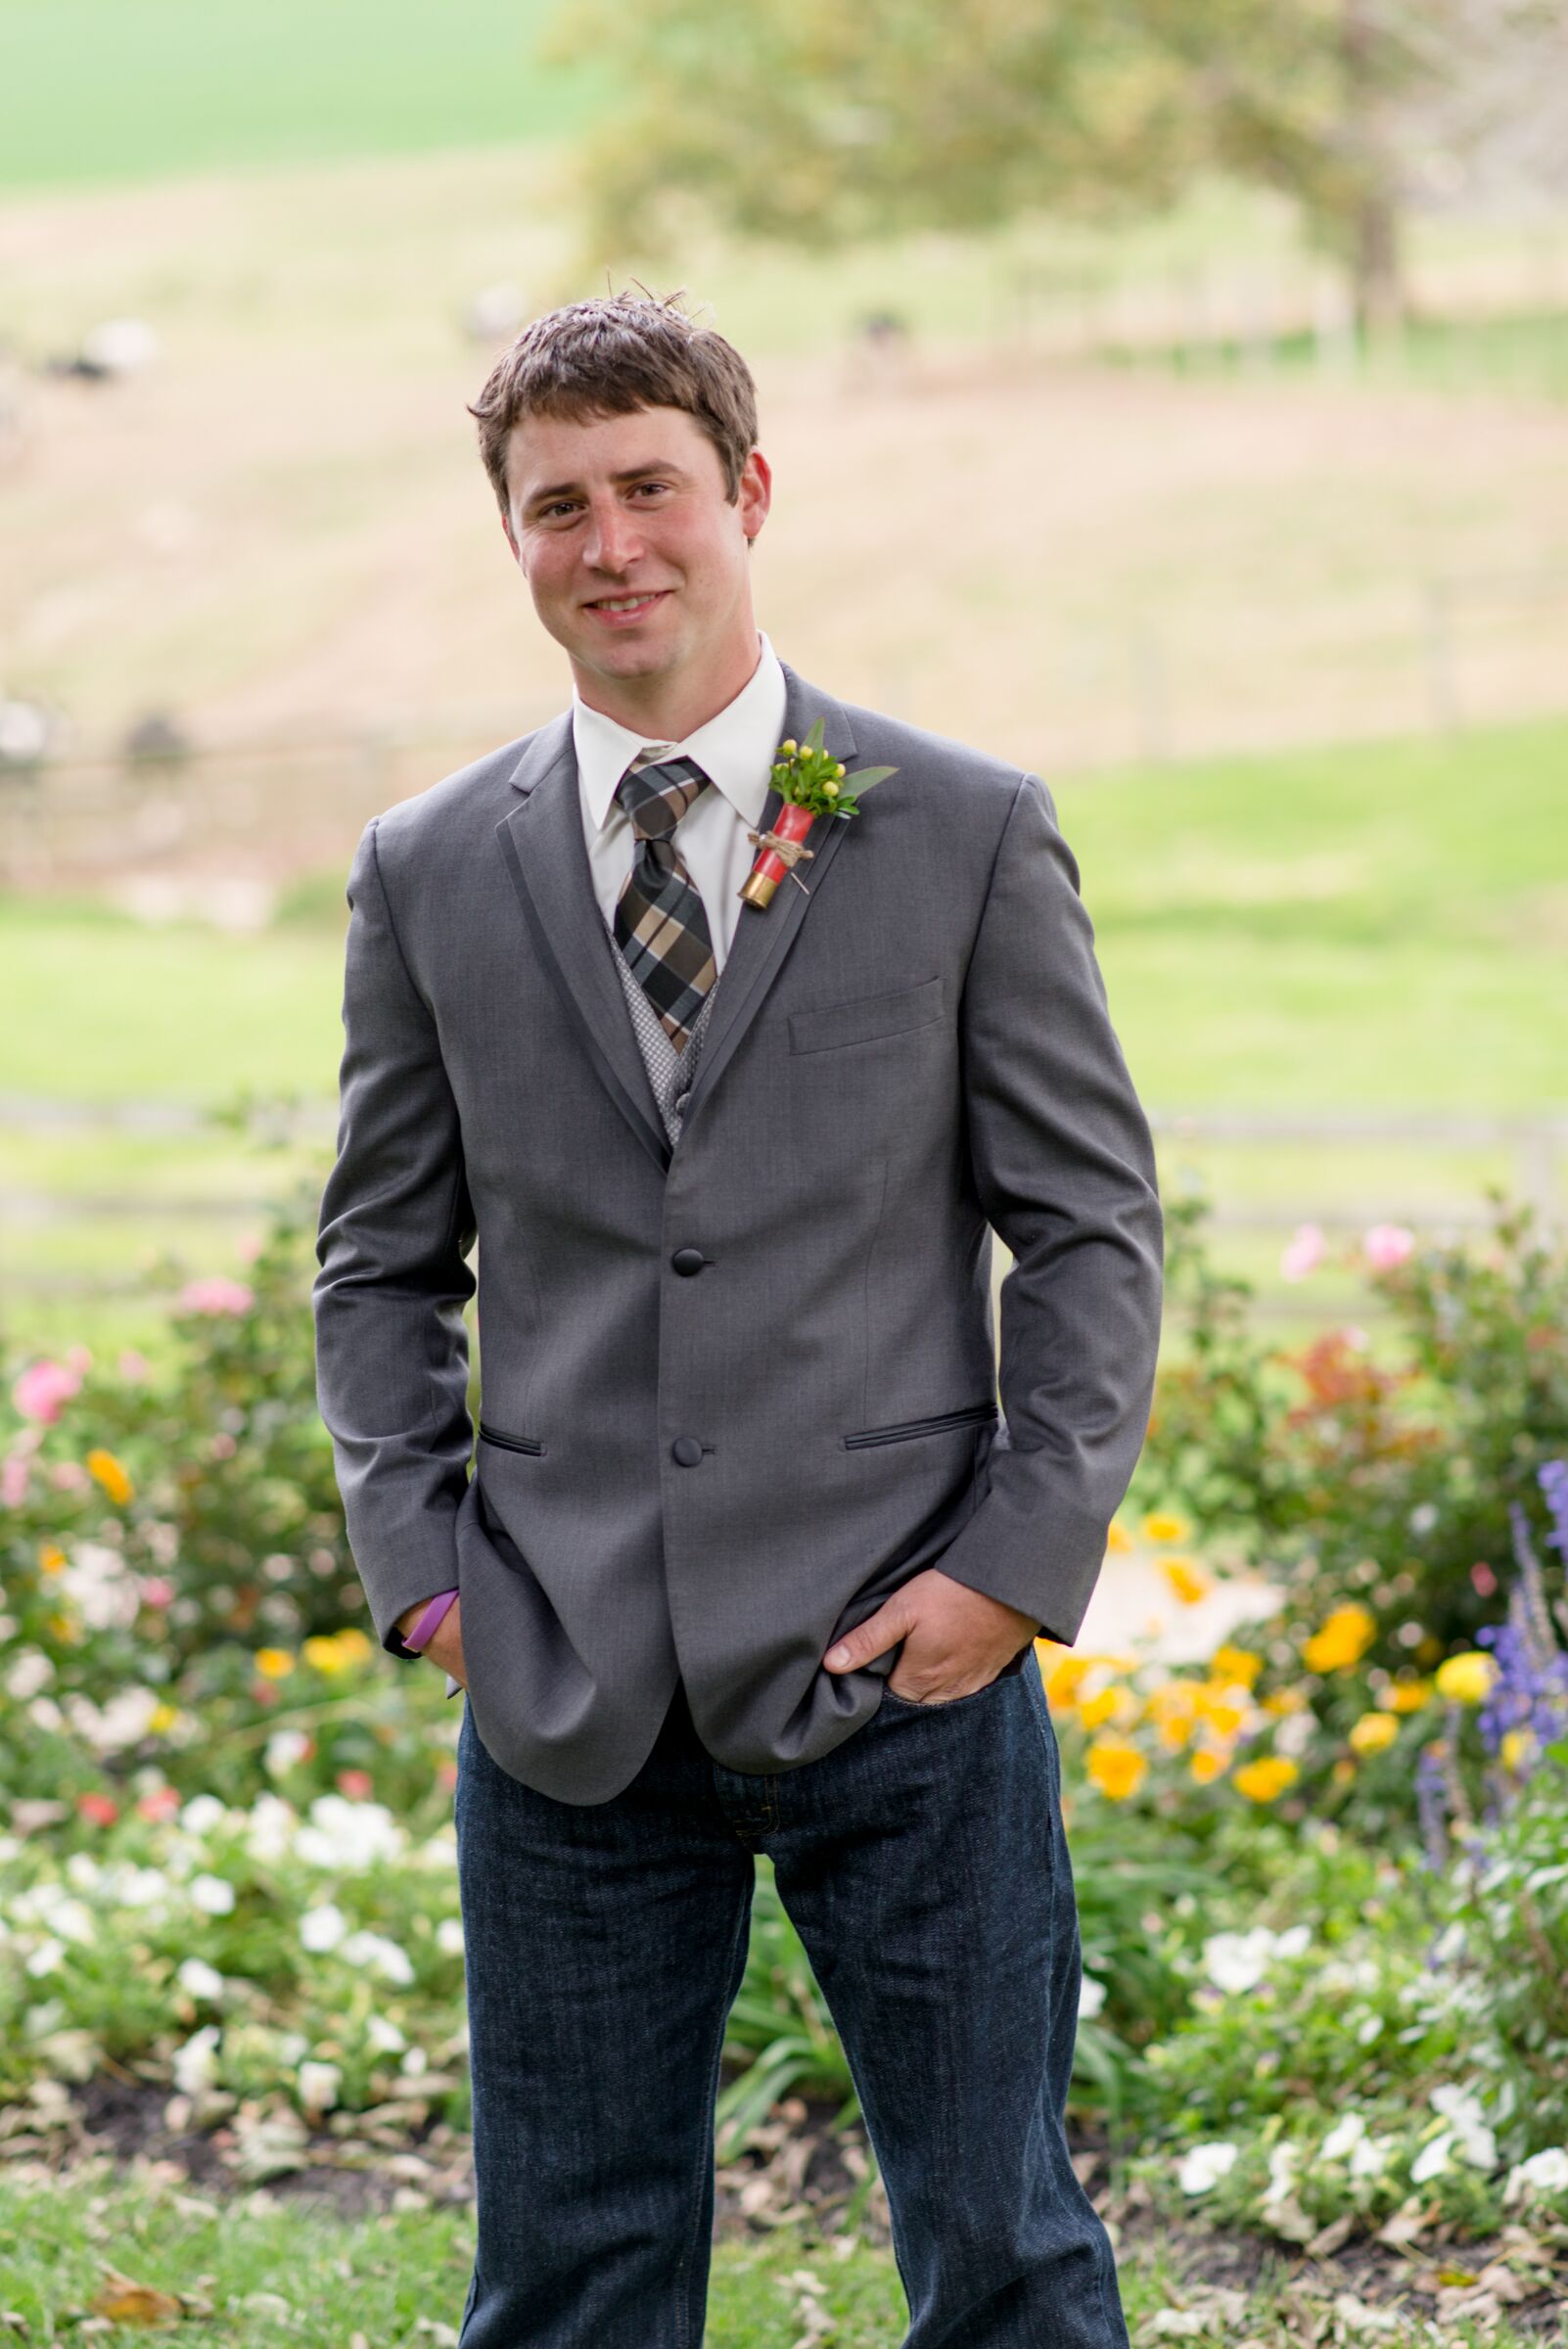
[0,0,603,192]
[5,714,1565,1356]
[0,2165,1548,2346]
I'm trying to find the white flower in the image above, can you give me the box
[1211,1935,1295,1992]
[180,1794,228,1839]
[13,1886,95,1944]
[24,1937,64,1977]
[298,2060,342,2113]
[245,1793,299,1864]
[5,1651,54,1700]
[1322,2113,1367,2162]
[27,1695,64,1732]
[1355,2013,1384,2045]
[61,1542,139,1631]
[1272,1709,1316,1759]
[1430,2084,1496,2170]
[340,1930,414,1986]
[1504,2146,1568,2202]
[1177,2142,1239,2194]
[436,1917,466,1958]
[177,1958,225,2001]
[1272,1924,1312,1959]
[1350,2135,1394,2181]
[265,1729,312,1777]
[299,1903,346,1954]
[1410,2130,1453,2185]
[1263,2143,1300,2205]
[365,2014,407,2054]
[295,1794,402,1872]
[1078,1974,1107,2021]
[172,2023,221,2096]
[189,1873,236,1915]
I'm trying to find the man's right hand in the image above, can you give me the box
[396,1594,467,1687]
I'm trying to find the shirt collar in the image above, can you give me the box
[572,631,786,834]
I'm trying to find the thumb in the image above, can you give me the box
[824,1596,913,1674]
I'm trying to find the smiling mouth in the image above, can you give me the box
[584,590,669,619]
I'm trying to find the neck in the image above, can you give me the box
[574,629,761,743]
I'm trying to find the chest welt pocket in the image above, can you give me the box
[789,974,943,1056]
[478,1423,545,1455]
[843,1400,997,1450]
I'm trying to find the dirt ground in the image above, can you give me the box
[3,148,1567,892]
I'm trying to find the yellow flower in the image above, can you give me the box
[1079,1684,1139,1732]
[302,1635,352,1676]
[1380,1678,1432,1714]
[1042,1651,1090,1709]
[1141,1510,1191,1544]
[1349,1711,1399,1756]
[1261,1686,1309,1717]
[1147,1681,1199,1744]
[1105,1520,1134,1555]
[1211,1645,1263,1688]
[86,1449,135,1505]
[1500,1728,1535,1774]
[38,1543,68,1577]
[1162,1556,1212,1606]
[254,1648,296,1680]
[1233,1756,1299,1803]
[1331,1758,1358,1786]
[1435,1651,1497,1706]
[47,1611,81,1643]
[334,1629,373,1665]
[1085,1736,1147,1800]
[1303,1603,1377,1675]
[1193,1686,1248,1740]
[1189,1747,1228,1784]
[149,1703,179,1734]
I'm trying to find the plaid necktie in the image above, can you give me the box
[612,751,717,1053]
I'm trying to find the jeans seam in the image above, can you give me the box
[670,1881,752,2349]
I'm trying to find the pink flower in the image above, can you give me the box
[235,1231,263,1262]
[209,1431,237,1460]
[179,1276,254,1315]
[11,1358,83,1424]
[65,1345,93,1373]
[117,1350,152,1382]
[336,1769,375,1800]
[140,1577,175,1608]
[1363,1222,1415,1270]
[1471,1562,1498,1596]
[1,1455,29,1508]
[76,1791,119,1826]
[136,1785,182,1822]
[1279,1222,1326,1283]
[50,1460,90,1493]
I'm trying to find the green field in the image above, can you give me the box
[0,0,602,191]
[5,714,1564,1358]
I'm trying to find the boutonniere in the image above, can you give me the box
[739,720,898,909]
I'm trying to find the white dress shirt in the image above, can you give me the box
[571,630,788,975]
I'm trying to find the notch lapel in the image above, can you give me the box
[494,665,860,1171]
[496,714,673,1175]
[675,664,857,1133]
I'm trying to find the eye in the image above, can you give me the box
[631,481,669,497]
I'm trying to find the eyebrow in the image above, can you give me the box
[523,461,690,512]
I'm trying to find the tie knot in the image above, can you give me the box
[617,752,710,842]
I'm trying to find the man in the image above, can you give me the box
[313,288,1162,2348]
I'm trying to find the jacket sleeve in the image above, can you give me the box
[312,816,479,1658]
[935,771,1163,1645]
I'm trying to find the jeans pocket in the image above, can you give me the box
[880,1659,1022,1713]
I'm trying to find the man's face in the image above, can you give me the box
[501,404,770,707]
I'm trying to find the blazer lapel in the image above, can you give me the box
[496,714,673,1175]
[676,663,856,1133]
[494,665,860,1170]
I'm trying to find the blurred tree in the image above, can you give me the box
[545,0,1563,334]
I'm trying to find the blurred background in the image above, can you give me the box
[3,0,1566,1364]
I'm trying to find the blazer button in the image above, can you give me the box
[671,1246,706,1276]
[671,1436,705,1467]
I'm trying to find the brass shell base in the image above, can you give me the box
[739,869,779,909]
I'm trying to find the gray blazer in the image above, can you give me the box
[312,664,1163,1805]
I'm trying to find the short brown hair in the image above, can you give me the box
[468,287,759,523]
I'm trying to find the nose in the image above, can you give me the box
[582,493,644,576]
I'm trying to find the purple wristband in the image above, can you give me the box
[404,1588,459,1653]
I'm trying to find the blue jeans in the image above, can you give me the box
[453,1651,1129,2348]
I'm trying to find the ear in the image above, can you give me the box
[500,512,520,564]
[738,446,771,544]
